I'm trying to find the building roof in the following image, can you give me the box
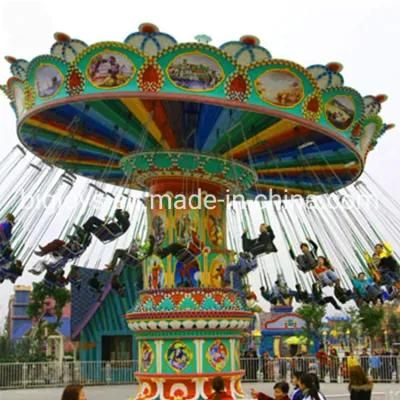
[71,266,113,340]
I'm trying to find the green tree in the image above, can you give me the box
[386,312,400,346]
[334,307,360,349]
[297,303,326,352]
[27,282,70,346]
[0,335,47,362]
[356,305,384,350]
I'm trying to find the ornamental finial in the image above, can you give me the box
[194,34,212,44]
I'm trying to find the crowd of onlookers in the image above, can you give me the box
[241,346,400,383]
[59,367,374,400]
[57,346,397,400]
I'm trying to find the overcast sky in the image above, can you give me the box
[0,0,399,327]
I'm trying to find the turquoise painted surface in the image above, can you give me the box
[79,264,143,367]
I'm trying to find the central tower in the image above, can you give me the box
[122,150,256,400]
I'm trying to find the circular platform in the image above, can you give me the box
[2,25,389,195]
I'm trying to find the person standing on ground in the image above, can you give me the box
[251,381,290,400]
[360,349,369,375]
[298,373,325,400]
[290,371,304,400]
[348,366,373,400]
[61,385,87,400]
[328,347,339,383]
[208,376,233,400]
[315,344,328,382]
[369,351,381,381]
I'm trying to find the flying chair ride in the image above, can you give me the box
[1,23,393,399]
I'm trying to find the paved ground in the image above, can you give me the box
[1,383,399,400]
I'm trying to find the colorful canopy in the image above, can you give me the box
[2,24,392,195]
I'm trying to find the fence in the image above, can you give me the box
[0,356,399,389]
[0,360,138,389]
[241,355,400,383]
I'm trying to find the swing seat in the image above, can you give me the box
[88,283,104,294]
[0,267,20,282]
[45,257,69,274]
[44,274,67,289]
[61,244,86,259]
[93,224,124,243]
[125,253,142,266]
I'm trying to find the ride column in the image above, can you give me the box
[122,151,257,400]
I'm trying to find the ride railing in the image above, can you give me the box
[0,360,138,389]
[0,356,399,389]
[241,355,400,384]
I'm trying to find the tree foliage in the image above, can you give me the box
[27,282,70,344]
[386,311,400,345]
[356,304,385,348]
[297,303,326,352]
[0,335,47,362]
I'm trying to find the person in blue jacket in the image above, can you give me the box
[0,213,15,248]
[352,272,383,304]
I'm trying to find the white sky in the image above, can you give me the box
[0,0,399,328]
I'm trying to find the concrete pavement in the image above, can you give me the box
[1,383,399,400]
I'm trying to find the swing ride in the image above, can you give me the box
[1,23,399,399]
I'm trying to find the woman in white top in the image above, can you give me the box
[299,373,326,400]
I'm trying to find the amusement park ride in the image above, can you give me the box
[1,23,399,399]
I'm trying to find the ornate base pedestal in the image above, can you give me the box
[126,288,253,400]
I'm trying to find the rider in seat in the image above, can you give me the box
[0,213,15,255]
[290,238,318,273]
[241,224,277,258]
[34,225,92,259]
[83,209,130,242]
[224,254,258,290]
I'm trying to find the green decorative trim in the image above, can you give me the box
[224,70,251,102]
[121,150,258,193]
[359,115,384,154]
[136,328,243,338]
[23,82,35,110]
[302,91,322,121]
[66,64,85,96]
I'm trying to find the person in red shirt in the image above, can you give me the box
[251,381,290,400]
[315,344,328,382]
[313,257,339,286]
[208,376,233,400]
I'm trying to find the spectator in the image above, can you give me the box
[208,376,233,400]
[369,351,381,381]
[329,347,339,383]
[342,352,350,382]
[263,352,274,382]
[249,348,259,381]
[380,350,391,382]
[360,349,369,375]
[348,351,359,368]
[295,352,309,374]
[251,381,290,400]
[299,373,325,400]
[349,366,373,400]
[290,371,304,400]
[61,385,87,400]
[315,344,328,382]
[391,348,399,383]
[279,357,289,380]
